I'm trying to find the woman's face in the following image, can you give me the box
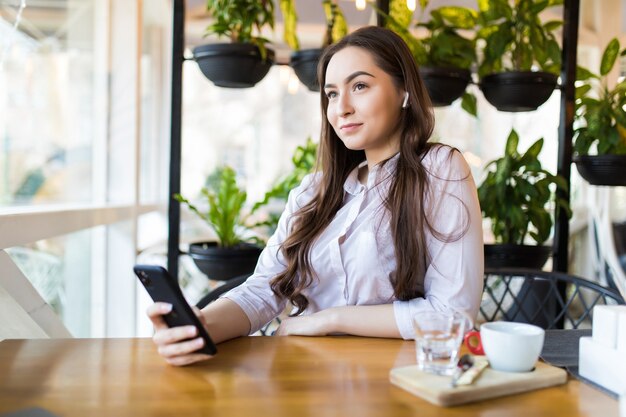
[324,46,405,166]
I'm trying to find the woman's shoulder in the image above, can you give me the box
[421,144,471,182]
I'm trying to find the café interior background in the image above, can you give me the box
[0,0,625,339]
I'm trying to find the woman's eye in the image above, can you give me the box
[326,91,337,99]
[354,82,367,91]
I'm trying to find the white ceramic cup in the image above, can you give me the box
[479,322,545,372]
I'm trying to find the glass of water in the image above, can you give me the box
[412,311,468,376]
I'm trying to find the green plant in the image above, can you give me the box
[251,138,318,232]
[574,38,626,156]
[280,0,347,50]
[175,166,258,248]
[379,1,476,70]
[379,0,478,115]
[476,0,563,78]
[204,0,275,56]
[478,129,571,245]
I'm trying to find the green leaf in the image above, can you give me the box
[479,0,512,21]
[530,0,550,14]
[505,129,520,156]
[491,22,515,58]
[428,30,475,68]
[461,92,478,117]
[546,39,562,68]
[518,43,533,70]
[389,0,413,29]
[280,0,299,50]
[543,20,563,32]
[576,65,598,81]
[530,26,547,65]
[551,175,568,191]
[522,138,544,160]
[437,6,478,29]
[600,38,620,76]
[477,0,490,13]
[323,0,348,45]
[575,84,592,100]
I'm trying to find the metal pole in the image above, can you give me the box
[375,0,390,27]
[168,0,185,282]
[553,0,580,273]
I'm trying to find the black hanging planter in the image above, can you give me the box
[480,71,558,112]
[189,241,263,281]
[573,154,626,186]
[484,244,552,269]
[290,48,324,92]
[418,67,471,107]
[192,43,274,88]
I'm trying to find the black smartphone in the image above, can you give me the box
[134,264,217,355]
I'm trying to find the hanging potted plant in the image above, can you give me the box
[175,166,263,281]
[380,0,477,108]
[478,129,571,268]
[281,0,348,92]
[573,38,626,186]
[192,0,275,88]
[476,0,563,112]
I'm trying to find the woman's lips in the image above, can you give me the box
[340,123,363,133]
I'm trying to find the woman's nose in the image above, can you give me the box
[336,94,354,116]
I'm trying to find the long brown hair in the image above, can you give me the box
[271,26,458,315]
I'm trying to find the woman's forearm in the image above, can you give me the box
[200,298,251,344]
[327,304,402,338]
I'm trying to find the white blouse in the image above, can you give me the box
[223,147,484,339]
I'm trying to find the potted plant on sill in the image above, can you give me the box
[476,0,563,112]
[573,38,626,186]
[281,0,348,92]
[175,166,263,281]
[193,0,275,88]
[381,0,477,108]
[478,128,571,268]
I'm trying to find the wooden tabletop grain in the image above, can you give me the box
[0,336,619,417]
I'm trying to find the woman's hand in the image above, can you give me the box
[275,308,338,336]
[147,302,214,366]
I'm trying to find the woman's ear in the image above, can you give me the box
[402,92,409,109]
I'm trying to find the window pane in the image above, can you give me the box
[0,1,101,206]
[140,0,171,205]
[7,227,95,337]
[181,63,320,206]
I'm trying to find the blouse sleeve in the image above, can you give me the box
[392,149,484,340]
[221,173,318,334]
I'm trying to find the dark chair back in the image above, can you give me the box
[195,275,249,310]
[480,268,625,329]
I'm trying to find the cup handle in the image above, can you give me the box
[464,330,485,355]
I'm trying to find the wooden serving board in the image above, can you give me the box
[390,359,568,407]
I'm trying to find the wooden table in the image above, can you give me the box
[0,336,619,417]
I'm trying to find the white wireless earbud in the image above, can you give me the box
[402,92,409,109]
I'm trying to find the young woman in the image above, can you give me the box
[147,26,483,366]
